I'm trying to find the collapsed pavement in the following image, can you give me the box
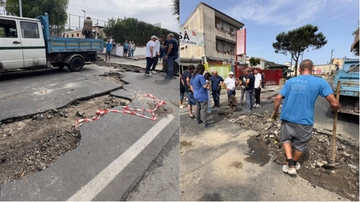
[224,111,359,201]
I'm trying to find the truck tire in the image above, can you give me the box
[68,57,84,72]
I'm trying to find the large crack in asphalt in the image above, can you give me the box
[0,71,131,185]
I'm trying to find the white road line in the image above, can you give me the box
[67,114,175,201]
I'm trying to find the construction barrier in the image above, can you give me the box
[74,94,166,127]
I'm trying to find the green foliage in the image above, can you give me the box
[351,27,359,56]
[249,57,260,67]
[5,0,68,28]
[103,17,179,46]
[265,60,276,68]
[0,28,4,37]
[172,0,179,22]
[272,24,327,76]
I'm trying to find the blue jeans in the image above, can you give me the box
[245,89,254,110]
[145,57,154,74]
[227,90,235,99]
[212,90,220,107]
[166,55,177,78]
[131,50,134,57]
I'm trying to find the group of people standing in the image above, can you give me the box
[180,66,266,127]
[105,39,136,61]
[122,40,136,58]
[145,33,179,79]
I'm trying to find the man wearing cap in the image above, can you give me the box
[145,36,157,76]
[224,72,239,99]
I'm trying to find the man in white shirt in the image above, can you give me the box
[254,68,262,107]
[224,72,239,99]
[150,37,162,74]
[145,36,157,76]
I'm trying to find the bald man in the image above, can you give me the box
[273,59,340,175]
[210,71,224,107]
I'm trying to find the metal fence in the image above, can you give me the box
[65,13,107,31]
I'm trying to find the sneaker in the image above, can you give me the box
[204,123,214,128]
[145,73,149,76]
[295,162,301,170]
[282,165,297,175]
[151,71,157,74]
[257,104,261,108]
[189,115,196,120]
[180,105,184,109]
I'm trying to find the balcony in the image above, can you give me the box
[215,26,237,42]
[209,50,236,60]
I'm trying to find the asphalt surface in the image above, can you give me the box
[0,62,179,200]
[179,84,356,201]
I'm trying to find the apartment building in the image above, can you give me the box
[180,2,244,65]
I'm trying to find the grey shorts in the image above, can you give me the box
[280,120,313,152]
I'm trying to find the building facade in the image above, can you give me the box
[180,2,244,65]
[60,25,106,39]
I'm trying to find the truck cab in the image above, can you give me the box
[0,15,46,70]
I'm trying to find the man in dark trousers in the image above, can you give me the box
[239,72,247,105]
[182,65,196,119]
[164,33,179,79]
[210,70,224,108]
[272,59,340,175]
[244,68,255,112]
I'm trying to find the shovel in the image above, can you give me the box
[323,81,341,169]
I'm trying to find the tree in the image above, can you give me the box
[351,27,359,56]
[249,57,260,67]
[272,24,327,76]
[5,0,68,35]
[103,17,179,46]
[172,0,179,22]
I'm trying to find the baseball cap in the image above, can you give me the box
[151,35,157,39]
[228,71,234,75]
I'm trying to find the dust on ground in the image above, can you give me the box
[99,71,127,84]
[0,95,131,184]
[225,112,359,201]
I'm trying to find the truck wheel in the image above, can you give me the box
[68,57,84,72]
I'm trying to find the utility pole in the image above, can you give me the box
[19,0,22,17]
[330,49,334,64]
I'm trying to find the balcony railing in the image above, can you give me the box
[215,26,237,39]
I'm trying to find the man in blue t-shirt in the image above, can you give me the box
[105,38,112,61]
[190,65,214,128]
[123,40,129,58]
[211,71,224,108]
[164,33,179,79]
[272,59,340,176]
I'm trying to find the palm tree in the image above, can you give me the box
[351,26,359,56]
[172,0,179,22]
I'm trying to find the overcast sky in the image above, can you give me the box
[66,0,179,31]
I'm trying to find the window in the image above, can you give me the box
[230,28,234,33]
[77,33,79,37]
[0,19,18,38]
[20,21,39,38]
[71,34,74,37]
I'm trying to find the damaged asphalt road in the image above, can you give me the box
[0,63,179,200]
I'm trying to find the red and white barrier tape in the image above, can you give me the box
[74,94,166,127]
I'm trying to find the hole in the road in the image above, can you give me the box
[180,140,193,148]
[95,61,144,73]
[230,161,243,169]
[0,94,131,184]
[244,136,271,166]
[198,193,223,201]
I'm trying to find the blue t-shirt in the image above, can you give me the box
[124,43,129,49]
[106,42,112,52]
[211,75,224,91]
[279,75,333,125]
[190,74,208,102]
[167,38,179,57]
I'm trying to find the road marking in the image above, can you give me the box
[67,114,175,201]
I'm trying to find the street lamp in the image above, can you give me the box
[19,0,22,17]
[81,10,86,18]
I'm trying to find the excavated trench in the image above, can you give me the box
[226,112,359,201]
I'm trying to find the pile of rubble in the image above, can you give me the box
[227,112,359,200]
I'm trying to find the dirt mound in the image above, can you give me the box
[227,112,359,201]
[0,95,130,184]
